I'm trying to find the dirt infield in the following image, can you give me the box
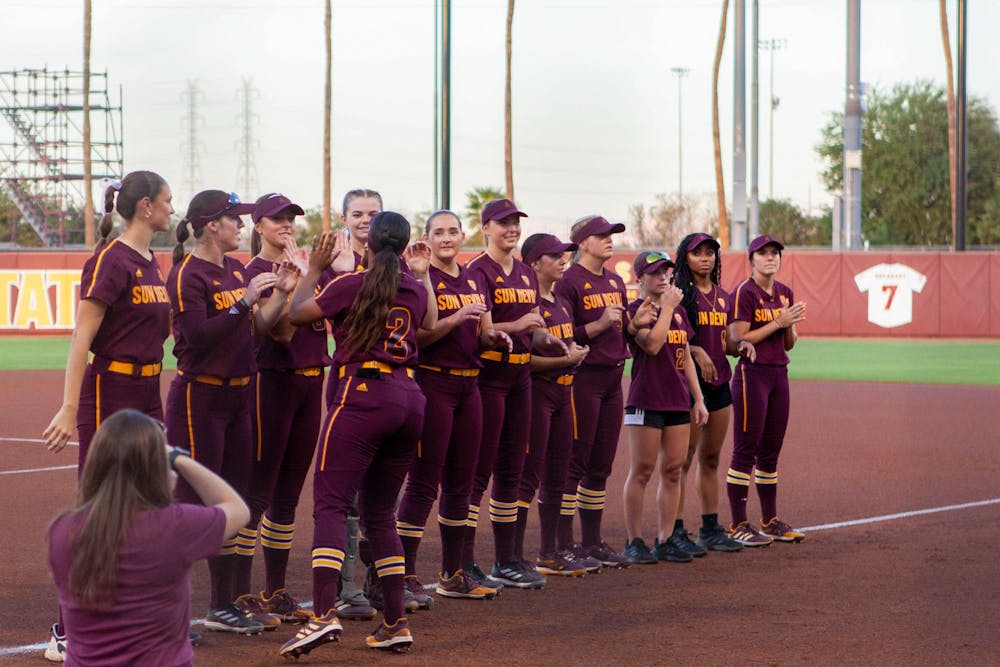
[2,372,998,665]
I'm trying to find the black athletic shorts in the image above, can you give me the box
[623,406,690,428]
[695,382,733,413]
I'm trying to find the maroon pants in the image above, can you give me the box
[564,364,623,497]
[397,369,482,575]
[519,377,574,508]
[467,361,532,565]
[730,362,790,474]
[76,365,163,470]
[311,372,425,622]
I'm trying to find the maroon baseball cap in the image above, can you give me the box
[688,232,721,251]
[633,250,675,277]
[188,191,257,230]
[252,193,305,223]
[481,198,527,224]
[571,216,626,245]
[747,234,784,257]
[521,233,577,266]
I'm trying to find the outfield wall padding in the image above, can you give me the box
[0,250,997,337]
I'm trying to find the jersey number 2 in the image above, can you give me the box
[385,307,412,360]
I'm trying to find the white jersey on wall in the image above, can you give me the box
[853,263,927,329]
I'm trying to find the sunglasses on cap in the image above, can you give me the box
[204,192,243,221]
[644,252,671,264]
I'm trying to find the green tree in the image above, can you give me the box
[0,190,43,246]
[759,198,831,246]
[817,80,1000,246]
[462,186,503,247]
[629,192,720,251]
[295,206,342,247]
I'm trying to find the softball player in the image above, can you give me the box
[727,234,807,546]
[515,233,590,577]
[552,215,631,567]
[464,198,567,590]
[621,251,708,564]
[280,212,433,657]
[228,193,330,624]
[672,233,752,554]
[42,171,173,661]
[164,189,294,633]
[396,210,509,601]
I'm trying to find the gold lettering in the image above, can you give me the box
[13,271,54,328]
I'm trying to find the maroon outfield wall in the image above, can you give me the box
[1,250,998,337]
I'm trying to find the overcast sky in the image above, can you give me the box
[2,0,998,239]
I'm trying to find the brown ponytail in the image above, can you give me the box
[250,229,262,256]
[172,219,191,266]
[94,184,119,253]
[343,212,410,353]
[93,171,167,253]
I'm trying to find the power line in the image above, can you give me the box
[235,77,260,199]
[179,80,204,202]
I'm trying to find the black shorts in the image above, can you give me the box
[695,382,733,413]
[623,406,690,428]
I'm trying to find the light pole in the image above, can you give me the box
[670,67,689,197]
[759,38,786,199]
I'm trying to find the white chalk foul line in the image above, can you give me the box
[0,464,77,476]
[2,498,999,657]
[800,497,1000,532]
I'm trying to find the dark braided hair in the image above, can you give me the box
[672,233,722,345]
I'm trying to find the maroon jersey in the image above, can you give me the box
[691,285,733,387]
[533,293,577,381]
[244,256,333,370]
[731,278,794,366]
[167,254,255,378]
[316,270,428,367]
[625,298,694,412]
[554,262,629,367]
[346,250,412,276]
[465,252,538,354]
[419,264,488,369]
[81,240,171,364]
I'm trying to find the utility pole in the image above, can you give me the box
[749,0,759,239]
[236,77,259,200]
[759,38,787,199]
[180,80,203,203]
[437,0,452,210]
[670,67,689,197]
[955,0,967,251]
[83,0,93,247]
[844,0,862,248]
[731,0,747,250]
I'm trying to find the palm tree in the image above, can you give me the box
[939,0,956,238]
[83,0,93,247]
[504,0,515,200]
[463,185,504,247]
[712,0,730,249]
[322,0,332,233]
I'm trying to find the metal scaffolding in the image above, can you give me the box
[0,67,123,246]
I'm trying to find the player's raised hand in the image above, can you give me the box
[274,260,300,293]
[308,231,336,273]
[632,297,658,329]
[329,228,357,274]
[283,235,310,275]
[42,406,77,453]
[403,241,431,278]
[663,284,684,311]
[245,272,278,305]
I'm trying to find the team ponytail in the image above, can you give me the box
[93,171,167,254]
[250,229,262,256]
[172,218,191,266]
[94,180,121,253]
[343,212,410,353]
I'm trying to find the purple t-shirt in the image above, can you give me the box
[244,256,333,370]
[315,270,428,368]
[626,298,694,412]
[533,293,577,381]
[167,254,256,378]
[48,504,225,667]
[554,262,629,367]
[691,285,733,387]
[465,252,538,354]
[81,240,171,364]
[419,264,488,369]
[731,277,794,366]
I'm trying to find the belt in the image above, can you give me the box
[418,364,480,377]
[92,358,162,377]
[535,373,574,386]
[177,369,251,387]
[338,360,414,380]
[480,350,531,365]
[264,367,324,377]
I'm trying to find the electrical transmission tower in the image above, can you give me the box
[179,80,204,203]
[235,77,259,200]
[0,67,123,246]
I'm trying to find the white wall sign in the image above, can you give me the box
[853,262,926,328]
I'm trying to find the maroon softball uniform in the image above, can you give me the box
[727,277,794,525]
[625,299,695,412]
[397,264,488,576]
[691,285,734,388]
[518,293,578,559]
[239,258,334,596]
[310,271,427,622]
[164,253,255,610]
[76,240,171,466]
[464,251,537,565]
[553,263,629,548]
